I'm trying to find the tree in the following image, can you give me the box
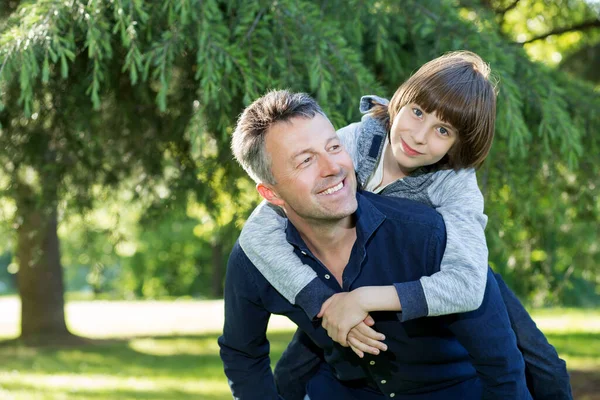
[0,0,598,344]
[470,0,600,79]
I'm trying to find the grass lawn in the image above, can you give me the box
[0,297,598,399]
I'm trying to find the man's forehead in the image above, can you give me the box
[267,114,336,148]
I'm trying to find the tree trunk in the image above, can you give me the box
[211,242,224,298]
[15,186,71,344]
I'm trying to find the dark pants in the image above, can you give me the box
[274,273,573,400]
[305,363,482,400]
[493,273,572,399]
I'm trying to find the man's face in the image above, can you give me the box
[261,114,358,223]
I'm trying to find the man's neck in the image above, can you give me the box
[289,215,357,286]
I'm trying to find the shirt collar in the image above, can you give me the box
[285,191,386,251]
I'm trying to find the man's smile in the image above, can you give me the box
[317,179,345,195]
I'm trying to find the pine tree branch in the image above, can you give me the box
[415,3,440,21]
[0,1,64,78]
[522,19,600,44]
[497,0,520,18]
[244,8,265,42]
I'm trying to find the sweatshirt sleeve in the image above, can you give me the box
[420,168,489,316]
[336,122,361,168]
[239,201,335,319]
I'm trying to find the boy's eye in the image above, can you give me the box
[412,108,423,118]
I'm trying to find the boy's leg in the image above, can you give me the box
[494,272,573,400]
[275,328,324,400]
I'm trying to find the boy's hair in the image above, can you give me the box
[370,51,498,170]
[231,89,325,184]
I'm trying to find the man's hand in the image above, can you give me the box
[348,315,387,358]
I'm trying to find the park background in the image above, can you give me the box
[0,0,599,399]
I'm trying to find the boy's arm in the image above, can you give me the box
[405,168,489,319]
[217,243,283,400]
[239,201,335,319]
[327,169,488,324]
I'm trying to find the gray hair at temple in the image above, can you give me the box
[231,89,325,184]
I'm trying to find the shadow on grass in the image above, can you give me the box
[0,381,218,400]
[570,370,600,400]
[0,331,295,400]
[0,330,598,399]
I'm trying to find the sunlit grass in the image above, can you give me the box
[0,332,294,400]
[0,297,598,399]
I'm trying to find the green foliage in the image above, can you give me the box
[0,0,598,304]
[122,215,202,298]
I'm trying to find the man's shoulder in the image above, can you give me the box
[229,240,256,271]
[361,190,445,228]
[226,240,269,294]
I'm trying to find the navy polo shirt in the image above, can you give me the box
[218,191,531,399]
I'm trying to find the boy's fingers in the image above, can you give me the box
[349,343,364,358]
[348,329,387,352]
[348,336,380,356]
[355,322,386,342]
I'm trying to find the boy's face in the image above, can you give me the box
[258,114,358,223]
[389,103,458,172]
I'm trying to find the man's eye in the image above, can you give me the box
[299,157,312,166]
[412,108,423,117]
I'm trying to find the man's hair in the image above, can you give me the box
[231,89,325,184]
[370,51,498,170]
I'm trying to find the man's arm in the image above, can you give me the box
[274,328,325,400]
[218,242,281,400]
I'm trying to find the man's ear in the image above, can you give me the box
[257,183,285,207]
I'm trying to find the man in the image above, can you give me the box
[219,90,533,399]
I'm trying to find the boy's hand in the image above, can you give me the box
[318,291,367,346]
[317,289,385,350]
[348,315,387,358]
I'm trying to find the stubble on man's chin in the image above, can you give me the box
[296,197,357,223]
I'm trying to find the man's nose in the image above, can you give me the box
[319,154,342,176]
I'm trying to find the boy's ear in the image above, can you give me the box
[257,183,285,207]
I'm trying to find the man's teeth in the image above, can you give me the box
[321,181,344,195]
